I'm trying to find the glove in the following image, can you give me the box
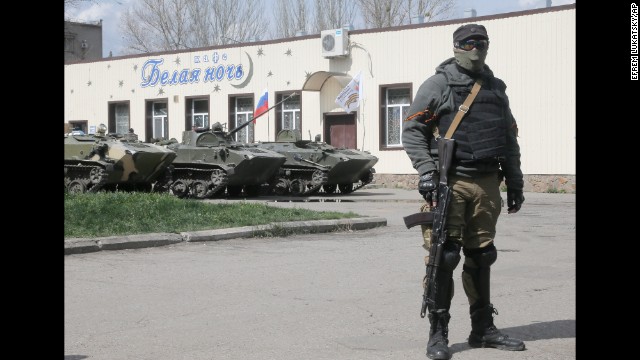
[418,171,439,205]
[507,188,525,213]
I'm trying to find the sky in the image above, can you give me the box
[65,0,576,57]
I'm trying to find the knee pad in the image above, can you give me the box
[463,243,497,268]
[440,241,462,272]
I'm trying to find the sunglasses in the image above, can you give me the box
[455,39,489,51]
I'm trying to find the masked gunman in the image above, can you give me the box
[402,23,525,360]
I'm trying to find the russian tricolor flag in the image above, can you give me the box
[253,89,269,123]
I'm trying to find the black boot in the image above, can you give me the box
[426,310,451,360]
[468,304,525,351]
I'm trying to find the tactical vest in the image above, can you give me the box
[431,79,508,165]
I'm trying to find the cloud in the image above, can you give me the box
[67,2,114,23]
[66,0,133,56]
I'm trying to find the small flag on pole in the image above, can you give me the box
[335,71,362,114]
[254,89,269,123]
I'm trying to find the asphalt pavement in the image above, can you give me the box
[64,187,576,360]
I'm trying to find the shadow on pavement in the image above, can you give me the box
[449,319,576,354]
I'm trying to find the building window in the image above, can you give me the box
[379,84,411,150]
[108,101,130,135]
[229,95,254,143]
[115,104,129,134]
[67,120,88,134]
[64,36,75,53]
[185,97,209,130]
[145,100,168,141]
[275,91,301,136]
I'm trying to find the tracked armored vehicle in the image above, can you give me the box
[163,122,286,199]
[256,130,378,195]
[254,130,329,196]
[64,125,177,194]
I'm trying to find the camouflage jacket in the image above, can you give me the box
[401,57,523,190]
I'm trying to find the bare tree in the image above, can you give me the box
[272,0,291,38]
[117,0,458,54]
[184,0,215,47]
[197,0,268,45]
[355,0,406,28]
[120,0,191,53]
[272,0,311,38]
[312,0,357,32]
[356,0,456,28]
[405,0,456,23]
[120,0,268,54]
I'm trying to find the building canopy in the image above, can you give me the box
[302,71,351,91]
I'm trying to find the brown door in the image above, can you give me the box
[324,114,356,148]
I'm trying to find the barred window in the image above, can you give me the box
[379,85,411,150]
[275,91,301,136]
[185,96,210,131]
[230,96,254,143]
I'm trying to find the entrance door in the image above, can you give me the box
[324,114,356,149]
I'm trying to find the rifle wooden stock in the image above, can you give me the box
[403,211,434,229]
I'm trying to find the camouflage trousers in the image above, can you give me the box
[420,172,503,257]
[420,173,503,306]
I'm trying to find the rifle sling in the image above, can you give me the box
[443,79,483,139]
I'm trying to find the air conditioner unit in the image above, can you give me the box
[321,28,349,58]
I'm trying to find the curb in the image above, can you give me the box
[64,217,387,255]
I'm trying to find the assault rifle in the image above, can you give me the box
[402,138,456,318]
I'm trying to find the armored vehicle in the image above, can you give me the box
[256,130,378,195]
[64,124,177,194]
[163,122,287,198]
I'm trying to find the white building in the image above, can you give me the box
[64,4,575,193]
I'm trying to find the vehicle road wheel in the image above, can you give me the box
[89,167,104,184]
[210,169,226,186]
[311,170,328,186]
[272,178,289,195]
[289,179,306,196]
[170,180,189,198]
[190,181,209,199]
[67,180,86,194]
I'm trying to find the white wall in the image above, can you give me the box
[65,4,575,176]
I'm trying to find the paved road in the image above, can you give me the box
[64,188,575,360]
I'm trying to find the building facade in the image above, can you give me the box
[64,20,103,64]
[64,4,576,193]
